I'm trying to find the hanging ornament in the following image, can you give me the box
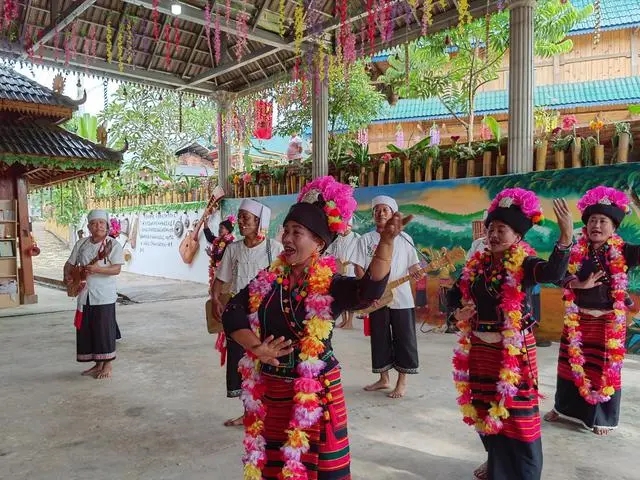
[173,17,181,61]
[367,0,376,54]
[152,0,160,40]
[126,17,134,64]
[294,5,304,56]
[64,31,72,66]
[204,2,213,64]
[422,0,434,35]
[457,0,472,28]
[106,19,113,63]
[395,124,405,148]
[214,7,222,65]
[234,9,249,61]
[593,0,601,45]
[163,23,172,69]
[117,23,125,71]
[253,100,273,140]
[225,0,232,25]
[89,24,97,57]
[278,0,286,36]
[70,20,79,60]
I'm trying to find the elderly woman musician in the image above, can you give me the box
[222,176,409,480]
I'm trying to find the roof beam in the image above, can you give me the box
[182,25,206,79]
[1,47,214,94]
[124,0,295,51]
[146,17,171,70]
[27,0,98,56]
[251,0,270,31]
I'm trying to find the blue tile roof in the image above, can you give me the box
[371,0,640,62]
[371,76,640,123]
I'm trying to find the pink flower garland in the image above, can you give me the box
[453,242,535,434]
[563,229,628,404]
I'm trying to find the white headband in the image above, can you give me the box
[371,195,398,213]
[239,198,271,232]
[87,209,109,223]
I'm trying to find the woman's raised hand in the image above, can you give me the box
[553,198,574,246]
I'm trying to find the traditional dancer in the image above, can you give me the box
[222,176,406,480]
[211,199,283,427]
[545,186,639,435]
[448,189,573,480]
[353,195,423,399]
[64,209,125,379]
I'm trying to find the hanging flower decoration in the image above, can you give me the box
[234,10,250,61]
[117,22,125,71]
[214,7,222,65]
[64,31,72,66]
[70,20,79,61]
[106,19,113,63]
[457,0,472,28]
[253,100,273,140]
[225,0,232,25]
[2,0,19,31]
[278,0,286,37]
[126,17,134,64]
[356,128,369,146]
[152,0,160,40]
[593,0,601,45]
[204,2,214,63]
[173,17,181,63]
[89,24,97,57]
[429,122,441,146]
[422,0,435,35]
[395,124,405,148]
[163,22,172,69]
[378,0,394,44]
[366,0,376,54]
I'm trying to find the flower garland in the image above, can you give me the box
[452,242,535,434]
[562,229,627,404]
[238,254,336,480]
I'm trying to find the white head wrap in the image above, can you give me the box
[371,195,398,213]
[87,209,109,224]
[239,199,271,233]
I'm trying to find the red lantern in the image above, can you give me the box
[253,100,273,139]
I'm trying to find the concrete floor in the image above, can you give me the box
[1,288,640,480]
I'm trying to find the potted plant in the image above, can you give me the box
[425,144,440,181]
[612,121,633,164]
[387,135,432,183]
[378,153,392,185]
[478,117,499,176]
[589,115,605,165]
[534,107,559,171]
[432,155,444,180]
[559,115,580,167]
[551,126,572,170]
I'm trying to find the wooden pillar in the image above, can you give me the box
[632,29,639,77]
[16,176,37,304]
[215,91,233,197]
[312,73,329,179]
[508,0,536,174]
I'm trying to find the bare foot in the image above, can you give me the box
[543,410,560,422]
[473,461,488,480]
[363,379,390,391]
[387,373,407,398]
[593,426,611,436]
[223,415,244,427]
[81,364,101,377]
[95,363,112,379]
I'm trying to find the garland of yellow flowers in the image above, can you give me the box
[238,253,336,480]
[452,242,534,434]
[562,230,627,404]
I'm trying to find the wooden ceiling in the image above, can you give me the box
[0,1,500,95]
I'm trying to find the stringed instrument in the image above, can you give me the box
[355,247,465,315]
[205,283,233,334]
[66,239,114,297]
[179,186,225,264]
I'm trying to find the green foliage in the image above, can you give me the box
[379,0,591,144]
[64,113,99,142]
[274,61,384,135]
[99,85,216,175]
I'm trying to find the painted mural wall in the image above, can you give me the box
[77,206,221,284]
[222,163,640,351]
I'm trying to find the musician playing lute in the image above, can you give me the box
[352,195,424,399]
[63,209,124,380]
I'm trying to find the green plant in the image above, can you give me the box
[611,121,634,162]
[580,136,598,166]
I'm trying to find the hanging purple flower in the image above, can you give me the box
[429,123,441,146]
[395,125,405,148]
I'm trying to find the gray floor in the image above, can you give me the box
[1,287,639,480]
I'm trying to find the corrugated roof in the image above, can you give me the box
[0,124,122,162]
[0,66,80,110]
[372,76,640,123]
[371,0,640,61]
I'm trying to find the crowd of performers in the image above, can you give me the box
[65,178,640,480]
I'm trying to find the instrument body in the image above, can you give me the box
[66,239,113,297]
[179,186,225,264]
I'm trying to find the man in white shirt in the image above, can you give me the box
[325,218,360,328]
[211,198,283,426]
[352,195,423,399]
[64,209,125,380]
[286,132,304,163]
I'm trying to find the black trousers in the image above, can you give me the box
[76,301,117,362]
[369,307,419,374]
[226,338,244,397]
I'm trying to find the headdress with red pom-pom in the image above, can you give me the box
[219,214,236,233]
[283,176,356,248]
[485,187,544,236]
[577,186,630,227]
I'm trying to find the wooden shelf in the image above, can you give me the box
[0,220,16,223]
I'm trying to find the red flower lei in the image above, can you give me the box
[452,242,535,434]
[562,229,628,404]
